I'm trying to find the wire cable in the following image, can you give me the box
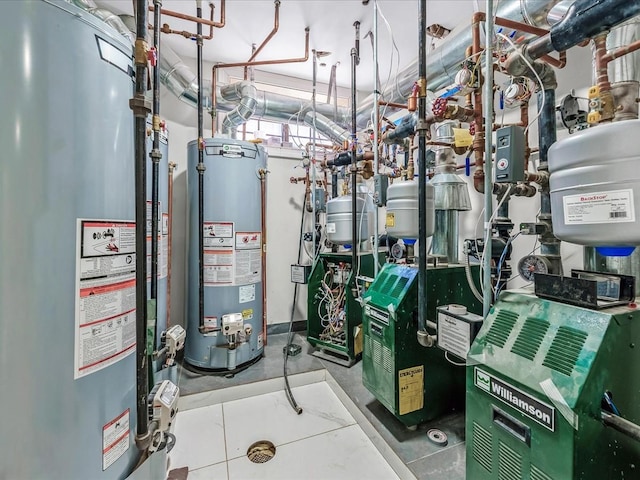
[283,191,308,415]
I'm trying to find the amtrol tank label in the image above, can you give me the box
[475,368,555,431]
[562,189,635,225]
[75,220,137,379]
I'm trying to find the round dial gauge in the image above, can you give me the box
[517,255,551,282]
[390,242,406,260]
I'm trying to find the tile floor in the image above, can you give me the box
[173,332,467,479]
[170,382,403,480]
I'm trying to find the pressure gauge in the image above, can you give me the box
[390,242,406,260]
[517,255,552,282]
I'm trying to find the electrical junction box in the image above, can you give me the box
[222,313,244,336]
[314,188,326,212]
[291,264,311,284]
[436,304,483,359]
[494,125,525,183]
[374,174,389,207]
[148,380,179,431]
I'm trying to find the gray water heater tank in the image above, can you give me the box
[549,120,640,246]
[185,139,267,370]
[0,1,139,478]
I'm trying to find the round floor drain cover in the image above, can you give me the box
[247,440,276,463]
[427,429,448,446]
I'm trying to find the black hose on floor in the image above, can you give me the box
[284,190,309,415]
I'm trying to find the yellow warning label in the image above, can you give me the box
[386,212,395,228]
[242,308,253,320]
[398,365,424,415]
[453,127,473,148]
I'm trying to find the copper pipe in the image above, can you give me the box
[494,16,548,37]
[594,34,611,92]
[152,3,216,40]
[603,38,640,64]
[456,161,476,170]
[259,169,268,346]
[248,1,280,63]
[167,161,176,329]
[211,27,310,135]
[540,51,567,69]
[471,12,485,193]
[379,101,408,110]
[149,0,225,29]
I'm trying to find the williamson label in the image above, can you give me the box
[475,368,555,431]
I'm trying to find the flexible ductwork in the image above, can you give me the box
[69,0,135,43]
[88,1,567,136]
[220,81,258,135]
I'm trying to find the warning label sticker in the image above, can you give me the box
[236,232,261,250]
[239,284,256,304]
[563,189,635,225]
[398,365,424,415]
[75,220,137,379]
[437,312,471,359]
[103,409,130,470]
[204,222,234,248]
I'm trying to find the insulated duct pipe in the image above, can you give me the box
[417,0,428,340]
[131,0,151,447]
[354,0,567,127]
[527,0,640,60]
[220,81,258,136]
[196,3,206,333]
[312,50,318,266]
[150,0,162,350]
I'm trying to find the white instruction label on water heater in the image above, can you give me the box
[75,220,137,379]
[563,189,635,225]
[102,409,130,471]
[326,223,337,234]
[239,284,256,304]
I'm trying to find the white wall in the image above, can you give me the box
[163,44,596,327]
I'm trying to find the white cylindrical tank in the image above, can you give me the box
[549,120,640,246]
[385,180,435,239]
[0,1,139,478]
[326,195,370,245]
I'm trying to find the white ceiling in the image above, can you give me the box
[97,0,476,90]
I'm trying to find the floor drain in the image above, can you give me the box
[247,440,276,464]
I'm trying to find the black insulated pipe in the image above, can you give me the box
[537,89,560,258]
[196,3,207,332]
[602,411,640,443]
[351,22,360,275]
[150,0,162,349]
[417,0,427,334]
[527,0,640,59]
[131,0,151,443]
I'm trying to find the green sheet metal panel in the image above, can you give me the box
[362,263,482,426]
[466,291,640,479]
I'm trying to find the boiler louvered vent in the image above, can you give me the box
[531,464,554,480]
[542,326,588,376]
[498,442,523,480]
[391,276,409,298]
[472,422,493,473]
[511,317,550,361]
[485,310,519,348]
